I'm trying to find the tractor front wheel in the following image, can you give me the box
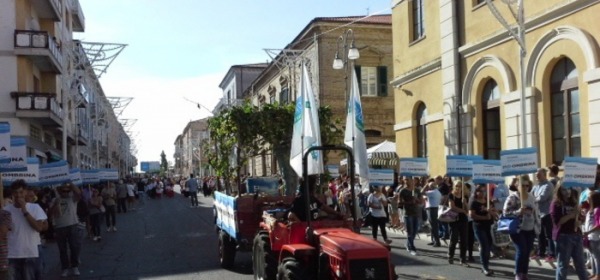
[277,257,311,280]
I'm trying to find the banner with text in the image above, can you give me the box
[446,155,483,177]
[0,122,10,163]
[563,157,598,188]
[500,147,538,176]
[247,177,280,195]
[0,137,27,172]
[99,169,119,182]
[38,160,70,186]
[472,160,504,184]
[70,168,82,186]
[1,157,39,186]
[369,169,394,186]
[326,165,340,178]
[81,170,100,185]
[399,158,429,177]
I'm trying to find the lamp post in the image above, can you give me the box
[332,29,360,106]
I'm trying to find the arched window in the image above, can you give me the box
[416,103,427,157]
[482,79,501,159]
[551,58,580,164]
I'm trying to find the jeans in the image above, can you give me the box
[404,215,419,251]
[105,205,116,227]
[371,216,388,241]
[510,229,535,275]
[473,224,492,270]
[189,191,198,206]
[449,217,467,260]
[8,258,37,280]
[137,191,146,205]
[90,213,103,237]
[439,221,450,239]
[556,233,587,280]
[426,207,440,245]
[117,197,127,213]
[538,214,556,257]
[589,240,600,276]
[55,224,83,270]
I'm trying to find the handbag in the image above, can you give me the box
[437,205,458,223]
[496,215,521,234]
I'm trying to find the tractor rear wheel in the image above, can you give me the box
[218,230,236,268]
[277,257,310,280]
[252,232,276,280]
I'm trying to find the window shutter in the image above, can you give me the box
[377,66,388,97]
[354,65,362,95]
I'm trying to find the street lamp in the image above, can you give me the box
[332,29,360,106]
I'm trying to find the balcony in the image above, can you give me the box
[31,0,62,21]
[71,0,85,32]
[14,30,63,74]
[67,124,88,146]
[10,92,64,127]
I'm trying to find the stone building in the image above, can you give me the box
[391,0,600,175]
[246,15,395,177]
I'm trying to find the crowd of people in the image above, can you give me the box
[0,174,215,279]
[319,164,600,280]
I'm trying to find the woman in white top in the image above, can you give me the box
[584,191,600,280]
[368,185,392,244]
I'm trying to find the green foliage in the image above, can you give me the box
[159,151,168,177]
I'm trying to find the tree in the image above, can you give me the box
[204,102,342,195]
[159,150,168,176]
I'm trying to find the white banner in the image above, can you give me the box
[326,165,339,178]
[0,137,27,172]
[563,157,598,188]
[501,147,538,176]
[0,122,10,163]
[344,68,369,180]
[446,155,483,177]
[81,170,100,185]
[99,168,119,181]
[39,160,70,186]
[1,157,39,186]
[369,169,394,186]
[399,158,429,177]
[472,160,504,185]
[70,168,82,186]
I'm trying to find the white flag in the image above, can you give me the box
[344,68,369,179]
[290,63,324,177]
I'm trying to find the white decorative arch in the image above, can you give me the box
[462,55,515,106]
[527,26,600,86]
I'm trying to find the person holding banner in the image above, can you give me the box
[469,184,498,276]
[5,180,48,280]
[447,181,469,265]
[550,181,587,280]
[503,175,540,280]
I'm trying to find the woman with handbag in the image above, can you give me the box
[469,184,498,276]
[447,181,469,265]
[551,181,587,280]
[503,175,540,280]
[368,185,392,244]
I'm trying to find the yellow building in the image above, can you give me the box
[391,0,600,176]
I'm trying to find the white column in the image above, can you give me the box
[585,68,600,159]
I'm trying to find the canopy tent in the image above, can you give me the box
[340,140,399,167]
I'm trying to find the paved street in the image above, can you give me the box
[40,192,569,279]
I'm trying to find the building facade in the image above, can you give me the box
[173,118,208,178]
[0,0,135,176]
[246,15,396,177]
[391,0,600,176]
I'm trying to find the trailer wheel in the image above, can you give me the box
[218,230,236,268]
[253,232,276,280]
[277,257,310,280]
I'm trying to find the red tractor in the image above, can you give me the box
[252,145,396,280]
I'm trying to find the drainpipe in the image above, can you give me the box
[453,0,463,155]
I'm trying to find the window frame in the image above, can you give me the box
[550,58,580,165]
[416,103,427,158]
[411,0,425,41]
[481,79,501,160]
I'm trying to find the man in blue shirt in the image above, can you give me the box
[185,174,200,208]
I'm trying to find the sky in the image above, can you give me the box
[76,0,392,169]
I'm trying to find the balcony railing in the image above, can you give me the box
[71,0,85,32]
[11,92,64,127]
[14,30,63,73]
[31,0,62,20]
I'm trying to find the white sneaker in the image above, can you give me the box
[410,250,417,256]
[107,227,112,232]
[71,267,80,276]
[112,226,117,232]
[93,236,98,241]
[61,269,70,277]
